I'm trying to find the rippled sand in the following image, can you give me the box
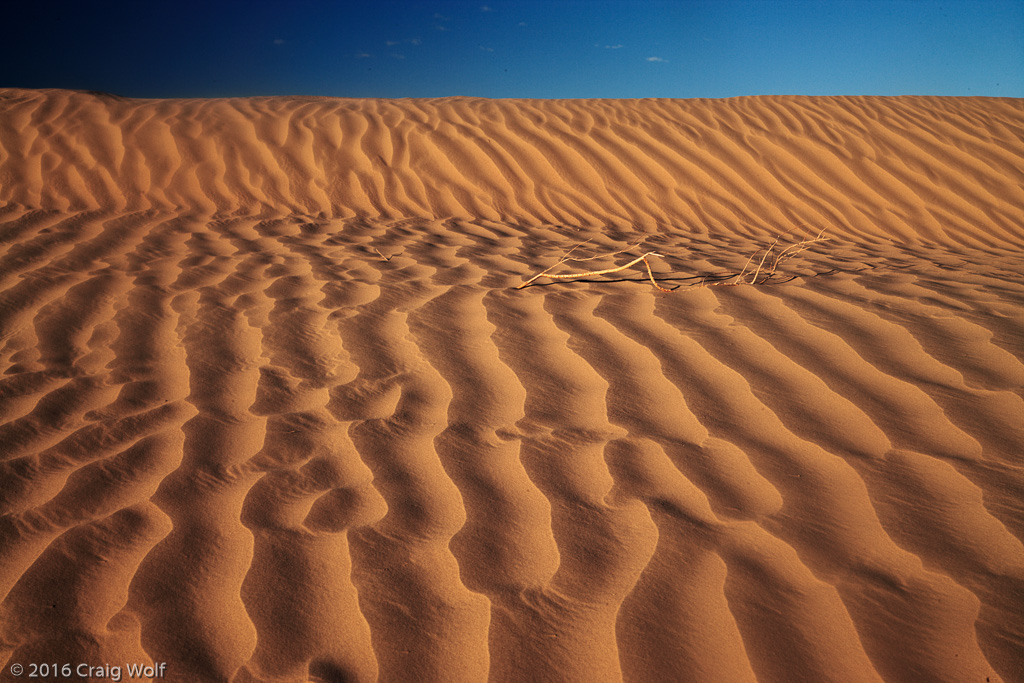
[1,89,1023,682]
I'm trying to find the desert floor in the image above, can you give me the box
[1,90,1023,682]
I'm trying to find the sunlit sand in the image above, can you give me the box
[1,88,1022,681]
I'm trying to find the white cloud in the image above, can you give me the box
[518,21,527,27]
[481,5,495,11]
[479,45,495,52]
[355,52,372,59]
[273,38,285,45]
[391,53,406,59]
[386,40,399,46]
[604,44,624,49]
[410,38,422,45]
[646,56,668,62]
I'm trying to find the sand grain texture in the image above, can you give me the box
[1,89,1023,682]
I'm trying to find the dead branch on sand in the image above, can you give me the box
[718,230,829,286]
[515,231,829,292]
[516,241,677,292]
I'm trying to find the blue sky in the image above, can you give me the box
[3,0,1022,98]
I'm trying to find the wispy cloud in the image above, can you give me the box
[479,45,495,52]
[480,5,495,11]
[355,52,372,59]
[518,21,527,27]
[646,56,668,62]
[386,38,422,47]
[273,38,286,46]
[391,53,406,60]
[603,44,624,49]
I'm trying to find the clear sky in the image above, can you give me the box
[3,0,1022,99]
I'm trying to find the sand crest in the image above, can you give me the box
[1,90,1023,682]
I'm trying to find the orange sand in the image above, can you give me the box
[0,89,1022,682]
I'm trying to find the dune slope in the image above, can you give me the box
[1,89,1023,247]
[1,91,1023,682]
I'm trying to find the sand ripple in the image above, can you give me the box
[1,90,1022,247]
[1,91,1023,681]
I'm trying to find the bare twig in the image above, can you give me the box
[517,251,662,289]
[709,230,829,287]
[749,237,781,285]
[373,247,393,262]
[516,231,829,292]
[558,238,594,261]
[514,239,589,289]
[733,251,759,285]
[641,254,676,292]
[517,240,675,291]
[766,229,828,276]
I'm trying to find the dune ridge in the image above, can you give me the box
[1,89,1023,247]
[1,91,1023,682]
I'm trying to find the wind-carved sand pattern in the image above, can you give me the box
[1,90,1023,682]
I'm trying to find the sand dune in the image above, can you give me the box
[1,89,1023,247]
[1,90,1023,682]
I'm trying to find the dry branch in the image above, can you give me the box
[720,230,829,286]
[515,231,829,292]
[516,242,675,292]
